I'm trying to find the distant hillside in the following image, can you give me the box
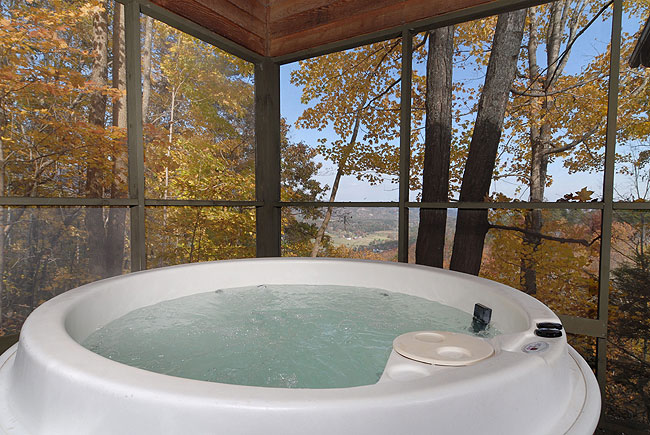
[295,207,458,254]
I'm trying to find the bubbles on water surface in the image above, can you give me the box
[82,285,500,389]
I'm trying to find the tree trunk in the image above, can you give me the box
[450,9,527,275]
[142,15,153,122]
[520,7,544,295]
[307,40,400,257]
[310,165,343,257]
[105,2,128,277]
[166,89,176,199]
[416,26,454,268]
[520,1,583,294]
[159,87,177,263]
[310,111,362,257]
[521,124,548,294]
[85,0,109,278]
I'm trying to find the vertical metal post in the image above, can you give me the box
[125,0,146,271]
[597,0,622,410]
[255,60,281,257]
[398,30,413,263]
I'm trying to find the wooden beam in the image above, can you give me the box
[398,29,412,263]
[125,0,147,271]
[255,60,281,257]
[596,0,622,407]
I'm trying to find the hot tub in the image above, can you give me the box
[0,258,600,434]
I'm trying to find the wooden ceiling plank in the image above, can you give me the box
[147,0,535,58]
[270,0,340,23]
[270,0,404,39]
[150,0,265,55]
[140,0,264,62]
[228,0,268,22]
[195,0,265,38]
[269,0,493,57]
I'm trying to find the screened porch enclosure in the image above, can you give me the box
[0,0,648,432]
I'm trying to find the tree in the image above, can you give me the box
[143,22,257,266]
[609,213,650,423]
[142,21,325,266]
[291,38,416,256]
[105,1,128,277]
[415,26,454,268]
[81,0,129,279]
[0,0,125,330]
[84,0,110,278]
[0,0,326,335]
[422,2,615,285]
[508,1,611,294]
[449,9,527,275]
[480,207,599,319]
[142,15,153,120]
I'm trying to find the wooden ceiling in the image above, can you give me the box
[149,0,496,59]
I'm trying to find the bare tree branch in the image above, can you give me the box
[489,223,600,246]
[361,37,429,111]
[541,123,602,156]
[548,0,608,88]
[511,74,604,97]
[608,339,650,369]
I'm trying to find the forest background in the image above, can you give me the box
[0,0,649,428]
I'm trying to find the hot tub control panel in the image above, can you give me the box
[535,322,563,338]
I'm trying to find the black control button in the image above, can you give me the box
[536,322,563,330]
[535,328,563,338]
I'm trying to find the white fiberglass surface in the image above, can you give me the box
[82,284,499,389]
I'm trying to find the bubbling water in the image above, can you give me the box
[83,285,498,389]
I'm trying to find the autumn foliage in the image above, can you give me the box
[0,0,649,428]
